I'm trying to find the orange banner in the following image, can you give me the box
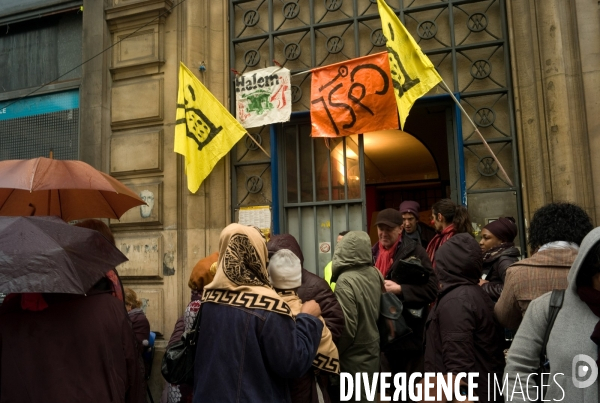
[310,52,399,138]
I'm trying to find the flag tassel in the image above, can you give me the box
[439,79,513,187]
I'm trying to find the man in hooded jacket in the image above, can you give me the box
[425,233,505,403]
[332,231,382,403]
[504,227,600,402]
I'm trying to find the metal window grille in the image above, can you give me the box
[0,91,80,161]
[230,0,526,256]
[277,118,366,275]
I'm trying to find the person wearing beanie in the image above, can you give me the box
[193,224,323,403]
[266,234,344,403]
[268,249,339,403]
[478,217,520,302]
[424,233,505,402]
[399,201,436,249]
[266,234,345,343]
[269,249,303,290]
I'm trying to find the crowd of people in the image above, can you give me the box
[176,199,600,403]
[162,198,600,403]
[1,199,599,402]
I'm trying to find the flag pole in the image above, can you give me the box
[439,79,513,187]
[245,132,271,158]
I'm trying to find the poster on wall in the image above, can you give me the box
[238,205,271,238]
[235,66,291,129]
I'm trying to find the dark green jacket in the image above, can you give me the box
[332,231,382,384]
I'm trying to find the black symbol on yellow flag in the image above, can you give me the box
[176,85,223,151]
[386,23,420,98]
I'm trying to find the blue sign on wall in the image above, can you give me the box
[0,90,79,122]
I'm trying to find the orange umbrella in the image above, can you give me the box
[0,158,145,221]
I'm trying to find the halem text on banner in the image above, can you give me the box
[310,52,399,138]
[377,0,443,129]
[235,66,292,129]
[175,62,247,193]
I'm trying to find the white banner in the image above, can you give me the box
[235,66,292,129]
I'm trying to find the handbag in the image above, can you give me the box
[378,277,413,352]
[161,305,202,385]
[390,256,428,320]
[389,256,429,286]
[533,289,564,402]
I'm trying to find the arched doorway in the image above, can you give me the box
[364,101,458,245]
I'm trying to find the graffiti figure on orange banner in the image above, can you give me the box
[310,52,399,138]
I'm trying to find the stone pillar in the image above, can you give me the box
[574,0,600,221]
[104,1,178,400]
[180,0,231,313]
[507,0,596,225]
[98,0,231,399]
[80,0,110,169]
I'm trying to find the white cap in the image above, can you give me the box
[269,249,302,289]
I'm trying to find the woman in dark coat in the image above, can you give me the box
[478,217,520,302]
[0,287,144,403]
[425,233,505,402]
[163,252,218,403]
[193,224,323,403]
[124,287,150,357]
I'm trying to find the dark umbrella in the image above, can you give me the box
[0,216,128,294]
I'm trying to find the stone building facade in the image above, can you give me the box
[1,0,599,398]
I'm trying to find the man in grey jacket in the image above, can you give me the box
[504,227,600,402]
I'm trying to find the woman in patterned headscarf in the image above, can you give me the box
[192,224,324,403]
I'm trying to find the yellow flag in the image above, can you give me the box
[377,0,442,129]
[175,62,246,193]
